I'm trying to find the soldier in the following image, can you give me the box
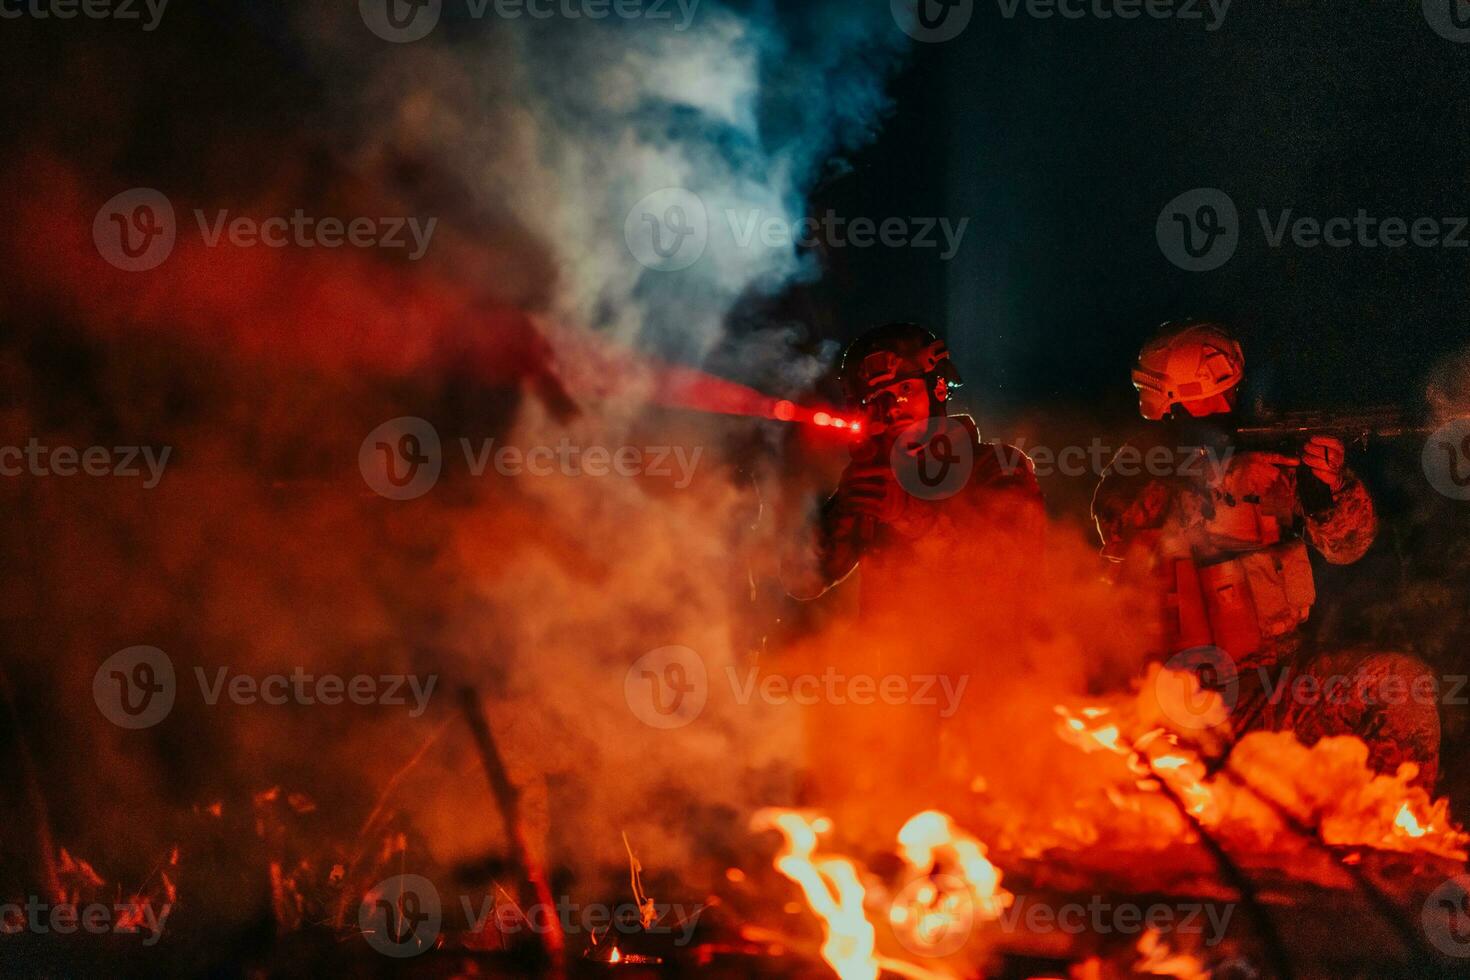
[781,323,1045,829]
[783,322,1044,615]
[1093,321,1440,786]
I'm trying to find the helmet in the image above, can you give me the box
[840,323,963,405]
[1132,321,1244,420]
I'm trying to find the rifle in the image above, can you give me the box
[1233,406,1437,513]
[1233,406,1437,448]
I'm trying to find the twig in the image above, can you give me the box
[459,686,566,977]
[1147,768,1295,980]
[332,715,453,928]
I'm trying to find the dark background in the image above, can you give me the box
[790,2,1470,419]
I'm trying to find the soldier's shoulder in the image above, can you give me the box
[973,441,1041,491]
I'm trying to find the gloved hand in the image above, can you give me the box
[1302,435,1347,493]
[833,456,907,525]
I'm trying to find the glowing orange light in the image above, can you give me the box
[1394,802,1428,838]
[813,412,832,427]
[772,400,796,422]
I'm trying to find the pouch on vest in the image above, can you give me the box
[1236,540,1315,639]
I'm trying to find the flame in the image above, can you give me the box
[1050,671,1469,860]
[753,811,878,980]
[1393,801,1427,838]
[895,810,1010,920]
[1134,927,1209,979]
[754,809,1011,978]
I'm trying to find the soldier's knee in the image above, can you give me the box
[1351,652,1441,787]
[1354,652,1441,711]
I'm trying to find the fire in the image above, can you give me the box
[1393,801,1427,838]
[1049,667,1469,860]
[754,808,1012,979]
[753,811,878,980]
[1134,928,1209,980]
[895,810,1010,920]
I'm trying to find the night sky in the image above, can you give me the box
[799,3,1470,418]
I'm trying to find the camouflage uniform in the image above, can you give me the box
[784,416,1045,616]
[1092,429,1440,787]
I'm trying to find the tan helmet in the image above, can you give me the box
[1132,321,1244,420]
